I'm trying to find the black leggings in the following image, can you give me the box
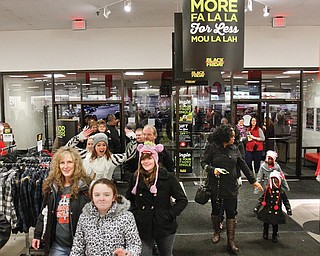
[211,197,238,219]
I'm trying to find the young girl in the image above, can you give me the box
[126,142,188,256]
[255,150,290,194]
[254,171,292,243]
[32,147,92,255]
[70,178,141,256]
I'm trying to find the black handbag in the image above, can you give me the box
[195,168,211,205]
[195,184,211,204]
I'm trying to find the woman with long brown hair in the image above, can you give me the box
[126,142,188,256]
[32,147,92,256]
[83,127,137,181]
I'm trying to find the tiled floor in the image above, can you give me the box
[288,199,320,242]
[1,180,319,256]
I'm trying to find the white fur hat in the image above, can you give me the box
[269,170,283,189]
[266,150,278,161]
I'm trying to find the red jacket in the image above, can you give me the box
[246,127,264,152]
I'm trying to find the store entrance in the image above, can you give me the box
[234,101,301,178]
[54,102,123,148]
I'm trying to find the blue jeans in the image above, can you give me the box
[49,242,71,256]
[141,234,176,256]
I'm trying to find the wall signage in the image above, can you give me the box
[179,151,193,173]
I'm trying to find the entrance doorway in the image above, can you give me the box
[54,102,123,148]
[234,101,301,178]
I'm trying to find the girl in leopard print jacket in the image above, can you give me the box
[70,179,141,256]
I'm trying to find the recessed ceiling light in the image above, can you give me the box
[125,71,144,76]
[275,76,290,79]
[44,74,66,78]
[9,75,29,78]
[283,71,300,74]
[133,81,148,84]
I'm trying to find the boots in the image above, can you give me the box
[263,223,269,240]
[272,225,278,243]
[226,219,239,254]
[211,215,221,243]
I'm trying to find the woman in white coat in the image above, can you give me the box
[83,127,137,181]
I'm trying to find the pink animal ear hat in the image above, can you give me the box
[131,142,164,195]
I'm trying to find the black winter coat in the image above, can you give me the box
[33,180,90,255]
[257,188,292,225]
[126,168,188,240]
[201,143,256,198]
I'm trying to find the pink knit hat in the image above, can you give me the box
[131,142,164,195]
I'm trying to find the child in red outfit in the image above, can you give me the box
[253,171,292,243]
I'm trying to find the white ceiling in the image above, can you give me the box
[0,0,319,31]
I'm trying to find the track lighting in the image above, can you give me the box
[263,5,270,17]
[103,7,111,19]
[124,0,132,12]
[247,0,253,12]
[97,0,132,20]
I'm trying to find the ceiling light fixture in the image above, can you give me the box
[247,0,253,12]
[97,0,132,19]
[124,0,132,12]
[103,7,111,19]
[263,5,270,17]
[133,81,148,84]
[125,71,144,76]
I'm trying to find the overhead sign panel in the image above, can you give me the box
[182,0,244,71]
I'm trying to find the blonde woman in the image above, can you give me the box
[32,147,92,256]
[65,127,94,159]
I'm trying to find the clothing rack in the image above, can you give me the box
[27,146,38,156]
[0,151,51,256]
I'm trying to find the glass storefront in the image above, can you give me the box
[1,68,319,179]
[301,70,320,177]
[2,73,53,150]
